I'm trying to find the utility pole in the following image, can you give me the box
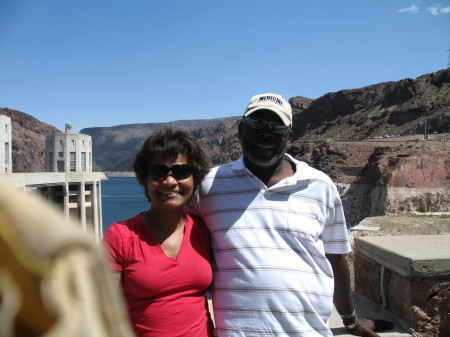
[448,48,450,68]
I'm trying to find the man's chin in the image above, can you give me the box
[245,154,283,168]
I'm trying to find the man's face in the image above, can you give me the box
[239,109,292,169]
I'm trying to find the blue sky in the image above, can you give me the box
[1,0,449,132]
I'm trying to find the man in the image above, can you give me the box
[189,93,380,336]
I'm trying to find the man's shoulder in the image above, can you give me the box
[198,158,248,196]
[288,155,335,184]
[205,158,243,178]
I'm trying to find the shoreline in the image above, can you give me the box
[104,172,136,178]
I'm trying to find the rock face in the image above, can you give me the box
[325,141,450,227]
[191,119,241,165]
[361,142,450,216]
[292,69,450,141]
[0,108,60,172]
[288,96,314,114]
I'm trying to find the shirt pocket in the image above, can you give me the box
[286,212,323,243]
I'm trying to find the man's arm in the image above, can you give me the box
[326,253,380,337]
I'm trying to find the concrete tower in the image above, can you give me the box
[0,115,12,174]
[41,123,104,240]
[45,123,93,173]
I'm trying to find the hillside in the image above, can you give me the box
[81,117,240,171]
[2,68,449,176]
[3,69,449,226]
[0,108,60,172]
[81,68,449,172]
[291,69,450,141]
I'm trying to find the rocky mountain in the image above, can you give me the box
[291,69,450,141]
[76,69,449,172]
[81,117,241,172]
[340,140,449,226]
[0,108,60,172]
[3,68,449,176]
[2,68,449,226]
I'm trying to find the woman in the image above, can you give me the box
[102,128,213,337]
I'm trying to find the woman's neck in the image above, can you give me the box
[143,208,185,238]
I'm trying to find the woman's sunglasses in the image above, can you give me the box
[148,164,193,181]
[243,117,290,135]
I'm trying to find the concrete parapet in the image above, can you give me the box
[1,172,107,242]
[354,235,450,337]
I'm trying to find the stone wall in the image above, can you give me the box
[354,235,450,337]
[338,183,372,227]
[338,183,450,228]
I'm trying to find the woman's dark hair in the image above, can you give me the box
[133,128,211,200]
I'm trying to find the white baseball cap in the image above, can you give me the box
[244,93,292,126]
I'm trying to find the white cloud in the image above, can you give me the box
[398,5,419,13]
[439,5,450,14]
[398,4,450,15]
[426,6,440,15]
[426,5,450,15]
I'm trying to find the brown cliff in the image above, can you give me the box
[358,141,450,215]
[291,69,450,141]
[0,108,60,172]
[362,142,450,189]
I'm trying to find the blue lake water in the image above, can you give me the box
[101,177,149,234]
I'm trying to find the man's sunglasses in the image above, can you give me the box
[148,164,193,181]
[243,117,290,135]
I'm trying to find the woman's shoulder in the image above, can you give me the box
[184,212,201,224]
[106,213,146,237]
[184,213,209,234]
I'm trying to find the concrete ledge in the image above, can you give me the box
[355,235,450,277]
[354,235,450,336]
[3,172,107,188]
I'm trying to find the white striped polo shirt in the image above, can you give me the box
[189,154,351,336]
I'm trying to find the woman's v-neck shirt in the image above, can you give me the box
[103,212,214,337]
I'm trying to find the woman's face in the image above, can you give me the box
[145,153,194,211]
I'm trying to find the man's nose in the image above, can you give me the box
[258,126,275,137]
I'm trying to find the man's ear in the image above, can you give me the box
[288,129,293,142]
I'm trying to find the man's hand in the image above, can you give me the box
[326,254,393,336]
[346,318,380,337]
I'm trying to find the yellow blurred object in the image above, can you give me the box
[0,178,135,337]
